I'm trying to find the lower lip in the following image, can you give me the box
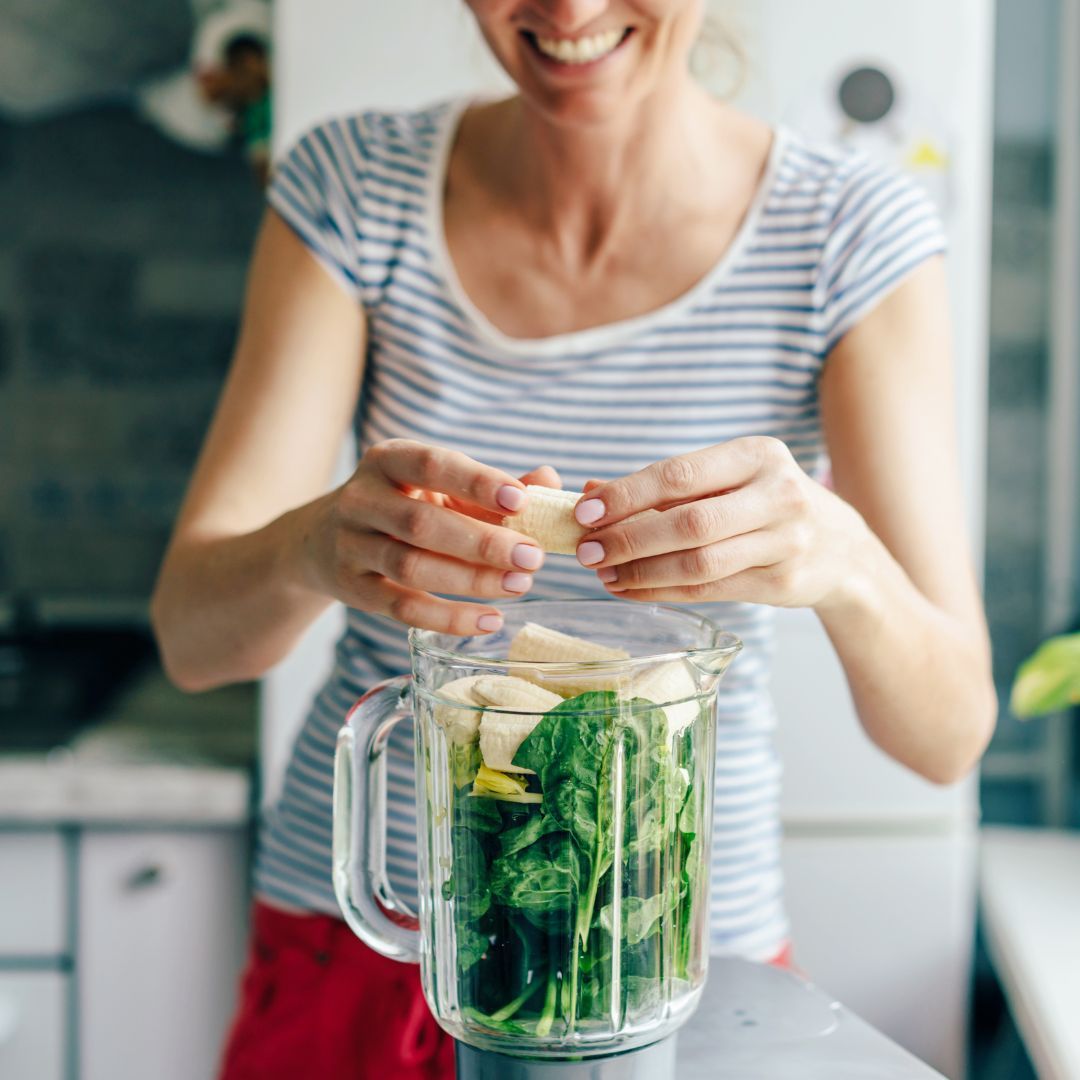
[521,30,633,77]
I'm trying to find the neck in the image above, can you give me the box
[496,76,724,268]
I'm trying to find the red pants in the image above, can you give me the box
[219,901,793,1080]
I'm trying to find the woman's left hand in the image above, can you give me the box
[574,436,869,611]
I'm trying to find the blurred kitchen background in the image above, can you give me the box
[0,1,1077,1078]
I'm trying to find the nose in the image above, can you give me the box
[531,0,612,35]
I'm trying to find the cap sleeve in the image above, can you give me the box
[267,119,365,301]
[819,160,947,353]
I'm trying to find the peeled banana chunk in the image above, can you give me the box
[473,674,564,774]
[502,486,662,556]
[502,486,585,556]
[431,674,486,743]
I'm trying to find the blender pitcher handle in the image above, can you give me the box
[332,675,422,964]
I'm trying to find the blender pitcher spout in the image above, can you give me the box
[687,632,743,682]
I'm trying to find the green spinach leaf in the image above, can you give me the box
[490,830,581,927]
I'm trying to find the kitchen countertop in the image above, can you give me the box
[0,669,256,826]
[678,958,944,1078]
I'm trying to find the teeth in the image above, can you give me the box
[535,28,624,65]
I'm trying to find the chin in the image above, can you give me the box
[505,26,652,128]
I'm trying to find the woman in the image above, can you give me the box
[152,2,996,1077]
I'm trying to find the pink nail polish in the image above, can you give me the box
[477,613,503,633]
[503,572,532,594]
[575,498,605,525]
[512,544,543,570]
[597,566,618,584]
[496,485,526,512]
[578,541,605,566]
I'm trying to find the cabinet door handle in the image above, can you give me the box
[125,864,164,890]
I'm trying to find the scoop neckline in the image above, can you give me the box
[425,97,788,358]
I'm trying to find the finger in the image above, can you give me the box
[364,578,506,635]
[582,477,604,494]
[600,564,777,605]
[370,438,528,515]
[520,465,562,489]
[573,437,776,528]
[576,490,771,568]
[360,534,534,598]
[598,529,782,593]
[444,465,563,524]
[366,495,545,573]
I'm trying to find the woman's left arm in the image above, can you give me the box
[574,257,996,784]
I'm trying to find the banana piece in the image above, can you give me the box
[473,675,564,774]
[509,622,629,664]
[430,675,486,743]
[632,661,701,739]
[510,623,700,737]
[508,622,629,697]
[502,486,585,555]
[502,486,662,555]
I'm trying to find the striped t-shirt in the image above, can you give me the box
[255,97,946,962]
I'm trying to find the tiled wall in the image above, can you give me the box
[0,104,261,600]
[981,139,1058,823]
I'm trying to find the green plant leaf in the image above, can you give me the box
[454,792,503,834]
[1011,633,1080,718]
[498,810,563,858]
[445,826,491,921]
[489,830,581,926]
[450,739,482,789]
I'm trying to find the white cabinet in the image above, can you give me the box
[78,829,248,1080]
[0,830,68,956]
[782,832,976,1080]
[0,972,66,1080]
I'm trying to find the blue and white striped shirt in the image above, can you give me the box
[255,98,946,961]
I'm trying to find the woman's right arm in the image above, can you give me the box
[152,211,545,692]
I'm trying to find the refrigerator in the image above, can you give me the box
[265,3,994,1076]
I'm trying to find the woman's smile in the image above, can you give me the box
[521,26,634,71]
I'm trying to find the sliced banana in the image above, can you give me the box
[502,486,661,555]
[430,675,485,743]
[502,486,586,555]
[510,623,700,736]
[632,661,701,739]
[508,622,629,697]
[473,675,564,774]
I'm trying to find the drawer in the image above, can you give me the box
[0,831,67,956]
[0,972,66,1080]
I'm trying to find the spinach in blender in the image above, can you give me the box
[444,690,703,1037]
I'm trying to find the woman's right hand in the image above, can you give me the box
[296,438,553,635]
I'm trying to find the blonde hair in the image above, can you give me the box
[692,13,746,98]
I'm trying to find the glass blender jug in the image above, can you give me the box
[333,599,741,1078]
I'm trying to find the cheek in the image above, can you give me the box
[632,0,704,51]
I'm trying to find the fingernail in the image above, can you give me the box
[477,613,503,633]
[496,484,526,512]
[597,566,618,584]
[503,572,532,594]
[578,541,605,566]
[512,544,544,570]
[575,498,605,525]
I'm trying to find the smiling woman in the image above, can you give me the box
[149,1,995,1076]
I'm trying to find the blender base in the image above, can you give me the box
[454,1036,677,1080]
